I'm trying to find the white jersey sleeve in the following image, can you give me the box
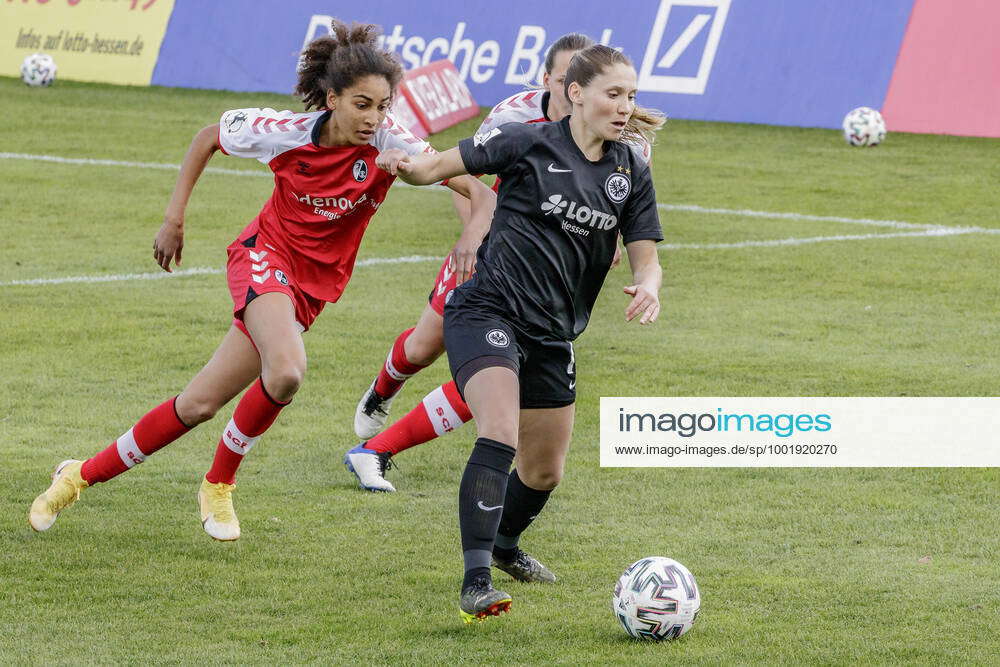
[218,108,322,165]
[372,112,436,156]
[624,135,653,166]
[477,90,548,135]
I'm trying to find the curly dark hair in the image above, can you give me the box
[295,19,404,111]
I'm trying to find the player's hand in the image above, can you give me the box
[623,284,660,325]
[153,215,184,273]
[375,148,410,176]
[450,232,480,285]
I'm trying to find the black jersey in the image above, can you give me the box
[456,117,663,341]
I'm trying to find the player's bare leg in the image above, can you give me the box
[29,326,259,532]
[491,405,574,583]
[175,326,263,426]
[200,292,304,540]
[347,304,447,490]
[456,367,519,621]
[403,304,446,367]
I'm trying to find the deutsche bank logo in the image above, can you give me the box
[638,0,731,95]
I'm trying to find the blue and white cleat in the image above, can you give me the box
[344,444,395,492]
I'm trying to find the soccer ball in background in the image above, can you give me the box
[842,106,886,147]
[20,53,57,87]
[612,556,701,641]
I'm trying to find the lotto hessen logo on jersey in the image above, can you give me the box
[541,194,618,231]
[638,0,731,95]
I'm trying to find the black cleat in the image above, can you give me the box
[492,547,557,583]
[459,577,512,623]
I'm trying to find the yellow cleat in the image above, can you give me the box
[198,478,240,541]
[29,459,88,532]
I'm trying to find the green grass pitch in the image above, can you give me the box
[1,76,999,663]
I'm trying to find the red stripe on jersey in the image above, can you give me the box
[522,91,538,105]
[292,117,309,131]
[274,118,291,131]
[262,118,277,133]
[251,117,264,134]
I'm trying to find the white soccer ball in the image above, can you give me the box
[842,106,886,147]
[612,556,701,641]
[20,53,57,87]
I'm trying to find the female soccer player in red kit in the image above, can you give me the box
[28,20,495,541]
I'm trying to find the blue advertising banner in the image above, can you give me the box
[153,0,914,129]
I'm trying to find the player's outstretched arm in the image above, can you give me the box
[154,124,221,272]
[444,175,496,284]
[623,240,663,325]
[376,146,469,185]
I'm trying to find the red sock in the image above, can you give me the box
[373,328,428,398]
[80,398,192,484]
[205,378,288,485]
[368,381,472,455]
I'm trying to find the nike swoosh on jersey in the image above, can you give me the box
[547,163,572,173]
[569,380,576,390]
[477,501,504,512]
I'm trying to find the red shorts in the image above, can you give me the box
[226,230,325,333]
[427,253,458,316]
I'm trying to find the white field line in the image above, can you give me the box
[656,203,942,231]
[4,151,994,232]
[2,152,997,289]
[0,255,439,287]
[661,227,991,250]
[0,152,449,188]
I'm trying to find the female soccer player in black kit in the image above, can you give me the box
[376,44,665,622]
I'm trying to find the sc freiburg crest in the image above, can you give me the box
[352,159,368,182]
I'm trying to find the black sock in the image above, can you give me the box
[493,469,552,559]
[459,437,515,590]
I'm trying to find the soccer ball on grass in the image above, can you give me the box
[842,106,886,147]
[612,556,701,641]
[20,53,57,87]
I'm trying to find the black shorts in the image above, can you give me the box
[444,296,576,409]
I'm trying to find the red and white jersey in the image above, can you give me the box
[481,89,550,129]
[218,108,432,302]
[477,90,653,167]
